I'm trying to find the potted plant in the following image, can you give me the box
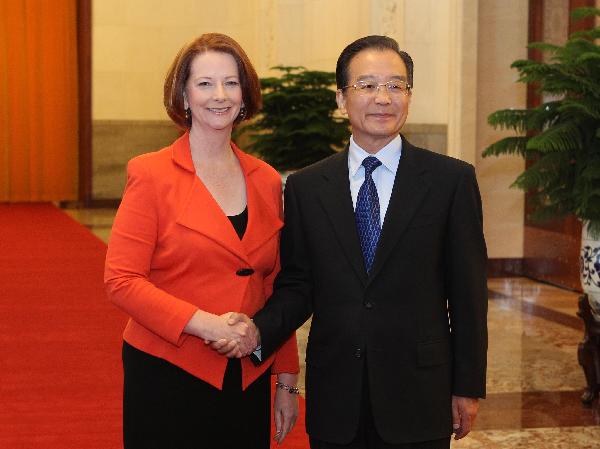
[238,66,349,171]
[482,7,600,404]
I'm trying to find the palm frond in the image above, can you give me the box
[570,6,600,20]
[587,221,600,239]
[526,122,583,153]
[570,28,600,41]
[487,109,530,132]
[557,98,600,120]
[576,51,600,65]
[527,42,561,54]
[581,159,600,180]
[482,137,528,158]
[512,151,571,191]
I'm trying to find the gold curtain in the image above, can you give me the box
[0,0,78,202]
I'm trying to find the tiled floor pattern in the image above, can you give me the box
[68,207,600,447]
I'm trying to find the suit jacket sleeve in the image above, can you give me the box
[104,158,198,346]
[446,164,488,398]
[264,181,300,374]
[253,175,313,361]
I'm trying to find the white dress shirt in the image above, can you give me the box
[348,135,402,226]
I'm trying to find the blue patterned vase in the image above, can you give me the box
[580,222,600,322]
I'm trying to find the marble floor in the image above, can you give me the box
[65,206,600,448]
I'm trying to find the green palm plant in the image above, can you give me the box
[482,7,600,236]
[241,66,349,171]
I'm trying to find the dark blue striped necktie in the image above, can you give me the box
[355,156,382,274]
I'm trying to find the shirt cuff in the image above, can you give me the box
[252,345,262,362]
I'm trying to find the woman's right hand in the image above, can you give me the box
[184,310,258,356]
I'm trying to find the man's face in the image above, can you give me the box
[336,49,411,154]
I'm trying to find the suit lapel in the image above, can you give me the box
[318,150,369,286]
[176,178,250,264]
[369,138,431,281]
[173,135,251,264]
[236,149,283,256]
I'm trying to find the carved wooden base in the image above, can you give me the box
[577,294,600,406]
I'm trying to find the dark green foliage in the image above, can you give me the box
[482,7,600,236]
[241,66,350,171]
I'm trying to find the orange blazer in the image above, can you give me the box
[104,133,299,390]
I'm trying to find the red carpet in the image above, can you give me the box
[0,203,309,448]
[0,203,126,448]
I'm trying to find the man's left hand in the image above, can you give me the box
[451,395,479,440]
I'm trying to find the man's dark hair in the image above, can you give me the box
[336,35,414,90]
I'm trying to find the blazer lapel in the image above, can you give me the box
[236,149,283,256]
[369,138,431,281]
[318,150,369,286]
[173,134,249,264]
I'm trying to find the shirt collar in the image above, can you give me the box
[348,134,402,177]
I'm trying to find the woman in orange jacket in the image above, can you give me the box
[104,33,299,449]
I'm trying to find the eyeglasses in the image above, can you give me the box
[341,80,412,96]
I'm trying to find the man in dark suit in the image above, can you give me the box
[217,35,488,449]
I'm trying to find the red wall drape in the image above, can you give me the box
[0,0,78,202]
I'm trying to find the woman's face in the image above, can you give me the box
[184,51,243,133]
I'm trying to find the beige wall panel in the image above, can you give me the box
[93,0,450,126]
[402,0,450,125]
[92,0,374,120]
[476,0,528,258]
[272,0,371,71]
[544,0,569,47]
[447,0,478,164]
[370,0,404,44]
[93,0,263,120]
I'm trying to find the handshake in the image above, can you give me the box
[203,312,261,359]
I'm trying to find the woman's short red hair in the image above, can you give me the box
[164,33,262,130]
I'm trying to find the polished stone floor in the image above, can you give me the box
[65,207,600,448]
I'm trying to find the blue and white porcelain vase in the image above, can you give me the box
[580,221,600,322]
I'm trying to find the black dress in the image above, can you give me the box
[122,207,271,449]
